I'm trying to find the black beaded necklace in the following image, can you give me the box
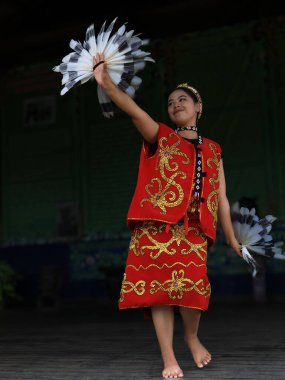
[175,125,197,132]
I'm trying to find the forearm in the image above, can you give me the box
[218,195,237,245]
[93,54,159,143]
[217,161,242,257]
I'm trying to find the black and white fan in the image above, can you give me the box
[53,17,155,117]
[231,202,285,277]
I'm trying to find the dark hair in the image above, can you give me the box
[168,87,199,104]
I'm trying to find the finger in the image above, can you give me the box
[93,53,99,64]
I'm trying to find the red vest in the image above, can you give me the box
[127,123,222,246]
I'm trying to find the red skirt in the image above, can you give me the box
[118,213,211,318]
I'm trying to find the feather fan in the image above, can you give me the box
[231,202,285,277]
[52,17,155,117]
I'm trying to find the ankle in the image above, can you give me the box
[161,351,177,364]
[185,332,198,342]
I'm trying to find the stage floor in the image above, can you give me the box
[0,300,284,379]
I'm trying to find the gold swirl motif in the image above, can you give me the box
[206,143,221,228]
[133,222,207,261]
[206,143,220,169]
[119,273,146,302]
[126,261,206,271]
[140,133,190,214]
[150,269,210,300]
[129,228,143,257]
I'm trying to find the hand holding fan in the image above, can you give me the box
[52,17,155,117]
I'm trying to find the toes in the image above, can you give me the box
[162,370,184,379]
[206,354,212,363]
[199,357,211,367]
[162,371,173,379]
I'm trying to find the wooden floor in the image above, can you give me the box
[0,300,284,380]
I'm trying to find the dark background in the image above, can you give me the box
[1,0,285,309]
[1,0,285,69]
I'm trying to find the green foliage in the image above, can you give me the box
[0,260,22,305]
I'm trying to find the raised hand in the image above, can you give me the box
[92,53,110,88]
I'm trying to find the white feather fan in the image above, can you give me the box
[231,202,285,277]
[52,17,155,117]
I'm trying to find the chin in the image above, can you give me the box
[171,113,183,122]
[174,117,187,126]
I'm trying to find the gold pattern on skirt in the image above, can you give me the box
[130,222,207,260]
[150,269,211,300]
[119,273,146,302]
[126,261,206,271]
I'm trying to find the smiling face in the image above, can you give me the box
[167,89,201,127]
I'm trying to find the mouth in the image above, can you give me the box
[174,109,183,115]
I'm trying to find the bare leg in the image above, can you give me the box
[151,305,184,378]
[179,307,211,368]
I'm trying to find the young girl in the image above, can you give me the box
[92,53,242,379]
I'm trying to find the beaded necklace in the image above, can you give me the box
[175,125,197,132]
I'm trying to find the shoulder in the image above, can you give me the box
[203,136,222,151]
[157,122,174,135]
[142,122,174,157]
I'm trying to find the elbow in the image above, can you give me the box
[218,192,230,209]
[131,116,158,144]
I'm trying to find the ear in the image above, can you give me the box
[195,102,201,113]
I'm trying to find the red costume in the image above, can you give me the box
[118,122,222,316]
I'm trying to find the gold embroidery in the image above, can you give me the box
[206,143,221,228]
[129,228,141,257]
[140,133,190,214]
[187,196,200,214]
[133,222,207,260]
[126,261,206,271]
[206,143,220,169]
[150,269,210,300]
[119,273,146,302]
[205,283,211,298]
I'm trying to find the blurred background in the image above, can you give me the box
[0,0,285,312]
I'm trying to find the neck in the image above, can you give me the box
[179,130,198,139]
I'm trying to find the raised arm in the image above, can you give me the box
[217,160,242,258]
[93,53,159,144]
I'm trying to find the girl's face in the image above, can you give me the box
[167,89,200,126]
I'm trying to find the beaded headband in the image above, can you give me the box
[176,83,203,120]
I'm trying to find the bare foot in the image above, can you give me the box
[162,359,184,378]
[185,335,211,368]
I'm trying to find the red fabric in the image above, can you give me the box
[127,122,195,224]
[127,122,222,246]
[118,215,211,314]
